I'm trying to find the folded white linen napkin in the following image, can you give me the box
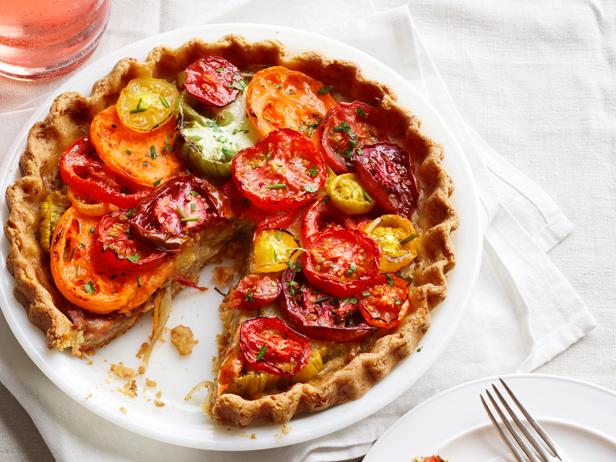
[0,1,596,461]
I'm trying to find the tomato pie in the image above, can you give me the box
[5,36,457,426]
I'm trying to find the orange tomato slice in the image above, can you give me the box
[50,207,174,314]
[246,66,336,145]
[90,105,183,187]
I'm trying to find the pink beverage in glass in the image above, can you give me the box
[0,0,110,80]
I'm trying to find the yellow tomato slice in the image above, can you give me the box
[116,77,179,132]
[90,105,183,187]
[246,66,336,145]
[362,214,418,273]
[251,229,299,273]
[50,207,174,314]
[326,173,374,215]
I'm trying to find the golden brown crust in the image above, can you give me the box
[4,35,457,422]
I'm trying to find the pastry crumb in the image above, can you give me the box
[119,406,127,414]
[110,362,135,380]
[136,342,150,359]
[154,400,165,407]
[213,266,235,287]
[170,325,198,356]
[250,433,256,440]
[155,390,162,399]
[86,359,94,366]
[117,380,138,398]
[145,378,157,388]
[138,365,145,375]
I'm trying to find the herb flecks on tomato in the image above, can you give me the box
[228,274,281,310]
[246,66,336,145]
[92,209,168,272]
[130,175,232,251]
[301,198,356,245]
[353,143,419,218]
[49,207,173,314]
[116,77,179,132]
[231,128,326,211]
[281,269,375,342]
[184,56,244,107]
[358,274,411,329]
[302,229,380,297]
[59,137,150,209]
[321,101,382,173]
[239,317,312,377]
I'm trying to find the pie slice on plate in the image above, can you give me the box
[4,35,457,426]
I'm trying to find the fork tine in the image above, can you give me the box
[486,389,541,462]
[499,378,561,456]
[480,394,526,462]
[492,384,553,462]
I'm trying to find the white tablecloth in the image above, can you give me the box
[0,0,615,460]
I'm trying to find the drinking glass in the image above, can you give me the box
[0,0,110,80]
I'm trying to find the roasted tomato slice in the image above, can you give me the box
[246,66,336,145]
[220,180,267,223]
[353,142,419,218]
[326,172,375,215]
[116,77,179,132]
[281,269,375,342]
[90,105,182,187]
[239,317,312,377]
[302,229,380,297]
[301,198,356,245]
[231,128,326,211]
[92,209,168,272]
[362,214,419,273]
[251,229,300,273]
[184,56,244,107]
[321,101,383,173]
[228,274,281,310]
[130,175,231,251]
[358,274,411,329]
[50,207,174,314]
[59,137,150,209]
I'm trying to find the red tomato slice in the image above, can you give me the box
[231,128,326,211]
[228,274,281,310]
[302,229,381,297]
[280,269,375,342]
[92,209,168,272]
[353,143,419,218]
[358,274,411,329]
[130,175,232,251]
[239,317,312,377]
[301,197,356,245]
[320,101,383,173]
[59,137,150,208]
[220,180,267,223]
[184,56,243,107]
[254,207,303,239]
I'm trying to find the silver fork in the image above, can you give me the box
[480,378,572,462]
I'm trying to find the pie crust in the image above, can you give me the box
[4,35,457,425]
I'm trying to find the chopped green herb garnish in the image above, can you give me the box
[265,151,271,161]
[159,95,170,108]
[322,195,330,205]
[124,148,132,155]
[346,262,356,276]
[229,79,247,91]
[125,208,136,218]
[399,233,417,246]
[137,276,142,287]
[267,183,287,190]
[333,121,351,133]
[190,190,199,196]
[314,296,331,304]
[149,145,158,159]
[89,226,95,234]
[181,216,201,222]
[215,67,224,73]
[221,146,235,158]
[111,123,118,128]
[176,206,186,219]
[126,254,140,263]
[190,203,197,212]
[362,291,371,297]
[308,166,319,177]
[153,178,162,186]
[386,274,395,286]
[356,107,367,119]
[130,98,147,114]
[83,281,96,294]
[416,346,423,353]
[256,345,267,361]
[214,287,229,297]
[363,190,372,202]
[304,184,318,193]
[245,292,254,302]
[395,298,402,305]
[318,85,333,94]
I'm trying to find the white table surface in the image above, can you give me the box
[1,0,615,460]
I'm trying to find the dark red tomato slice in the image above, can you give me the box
[281,269,375,342]
[231,128,327,211]
[239,317,312,377]
[59,137,150,208]
[301,198,357,245]
[302,229,380,297]
[320,101,383,173]
[255,206,303,239]
[92,209,168,272]
[184,56,243,107]
[353,142,419,218]
[130,175,232,251]
[221,180,267,223]
[228,274,281,310]
[358,274,411,329]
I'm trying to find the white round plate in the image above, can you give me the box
[0,24,482,450]
[365,374,616,461]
